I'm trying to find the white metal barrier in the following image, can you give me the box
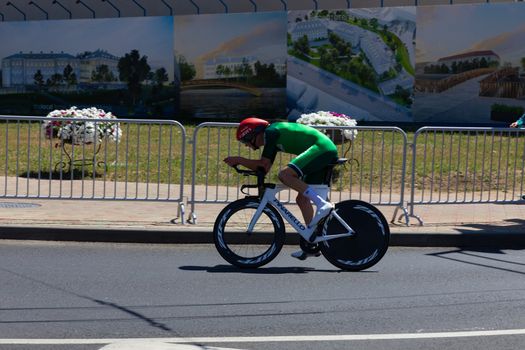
[409,127,525,225]
[3,118,525,227]
[188,122,409,225]
[0,115,187,222]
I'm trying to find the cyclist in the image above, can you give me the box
[224,117,339,260]
[510,113,525,200]
[510,113,525,128]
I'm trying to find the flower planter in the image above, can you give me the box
[54,140,106,173]
[296,111,358,144]
[42,107,121,173]
[43,107,121,145]
[326,128,352,145]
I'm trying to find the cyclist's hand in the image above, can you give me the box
[510,122,518,128]
[224,156,242,167]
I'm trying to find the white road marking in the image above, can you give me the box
[99,341,242,350]
[1,328,525,345]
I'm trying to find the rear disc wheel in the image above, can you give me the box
[320,200,390,271]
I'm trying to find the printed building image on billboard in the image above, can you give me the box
[174,12,287,121]
[414,3,525,125]
[0,17,174,118]
[287,7,415,122]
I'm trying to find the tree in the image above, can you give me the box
[154,68,168,88]
[178,55,196,82]
[293,35,310,56]
[320,48,336,70]
[370,18,379,30]
[357,64,375,86]
[239,57,253,80]
[92,64,115,82]
[521,57,525,71]
[46,73,63,87]
[223,66,232,79]
[63,64,77,87]
[394,85,412,106]
[34,70,44,88]
[440,64,450,74]
[451,61,458,74]
[216,64,225,79]
[253,61,279,82]
[118,49,151,104]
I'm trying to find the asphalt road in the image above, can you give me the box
[0,241,524,350]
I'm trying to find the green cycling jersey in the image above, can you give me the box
[261,122,338,184]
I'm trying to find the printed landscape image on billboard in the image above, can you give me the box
[414,3,525,125]
[287,7,416,123]
[0,17,174,118]
[174,12,287,121]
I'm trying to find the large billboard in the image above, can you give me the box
[0,17,174,118]
[287,7,416,123]
[414,3,525,125]
[0,3,524,125]
[174,12,287,121]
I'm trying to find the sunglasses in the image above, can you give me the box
[241,136,256,148]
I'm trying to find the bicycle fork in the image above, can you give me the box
[246,197,270,234]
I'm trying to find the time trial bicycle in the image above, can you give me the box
[213,159,390,271]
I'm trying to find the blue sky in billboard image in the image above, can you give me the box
[174,12,286,79]
[417,3,525,66]
[0,16,174,79]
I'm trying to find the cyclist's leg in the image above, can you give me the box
[278,166,320,227]
[296,192,313,225]
[284,146,338,260]
[291,146,338,227]
[279,164,331,228]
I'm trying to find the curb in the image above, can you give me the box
[1,226,524,248]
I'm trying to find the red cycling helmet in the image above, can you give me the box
[236,117,269,144]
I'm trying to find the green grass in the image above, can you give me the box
[0,122,185,185]
[411,130,525,194]
[1,123,524,195]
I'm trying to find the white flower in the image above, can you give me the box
[297,111,358,141]
[42,106,121,145]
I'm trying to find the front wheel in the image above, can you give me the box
[213,197,285,268]
[320,200,390,271]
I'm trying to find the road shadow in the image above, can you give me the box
[427,248,525,276]
[450,218,525,252]
[179,264,366,274]
[426,218,525,275]
[0,265,174,333]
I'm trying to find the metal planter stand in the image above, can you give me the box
[54,140,107,173]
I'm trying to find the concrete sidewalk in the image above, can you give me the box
[0,197,523,248]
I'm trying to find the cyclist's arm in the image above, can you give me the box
[224,156,272,173]
[517,113,525,128]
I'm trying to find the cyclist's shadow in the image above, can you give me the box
[179,265,363,274]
